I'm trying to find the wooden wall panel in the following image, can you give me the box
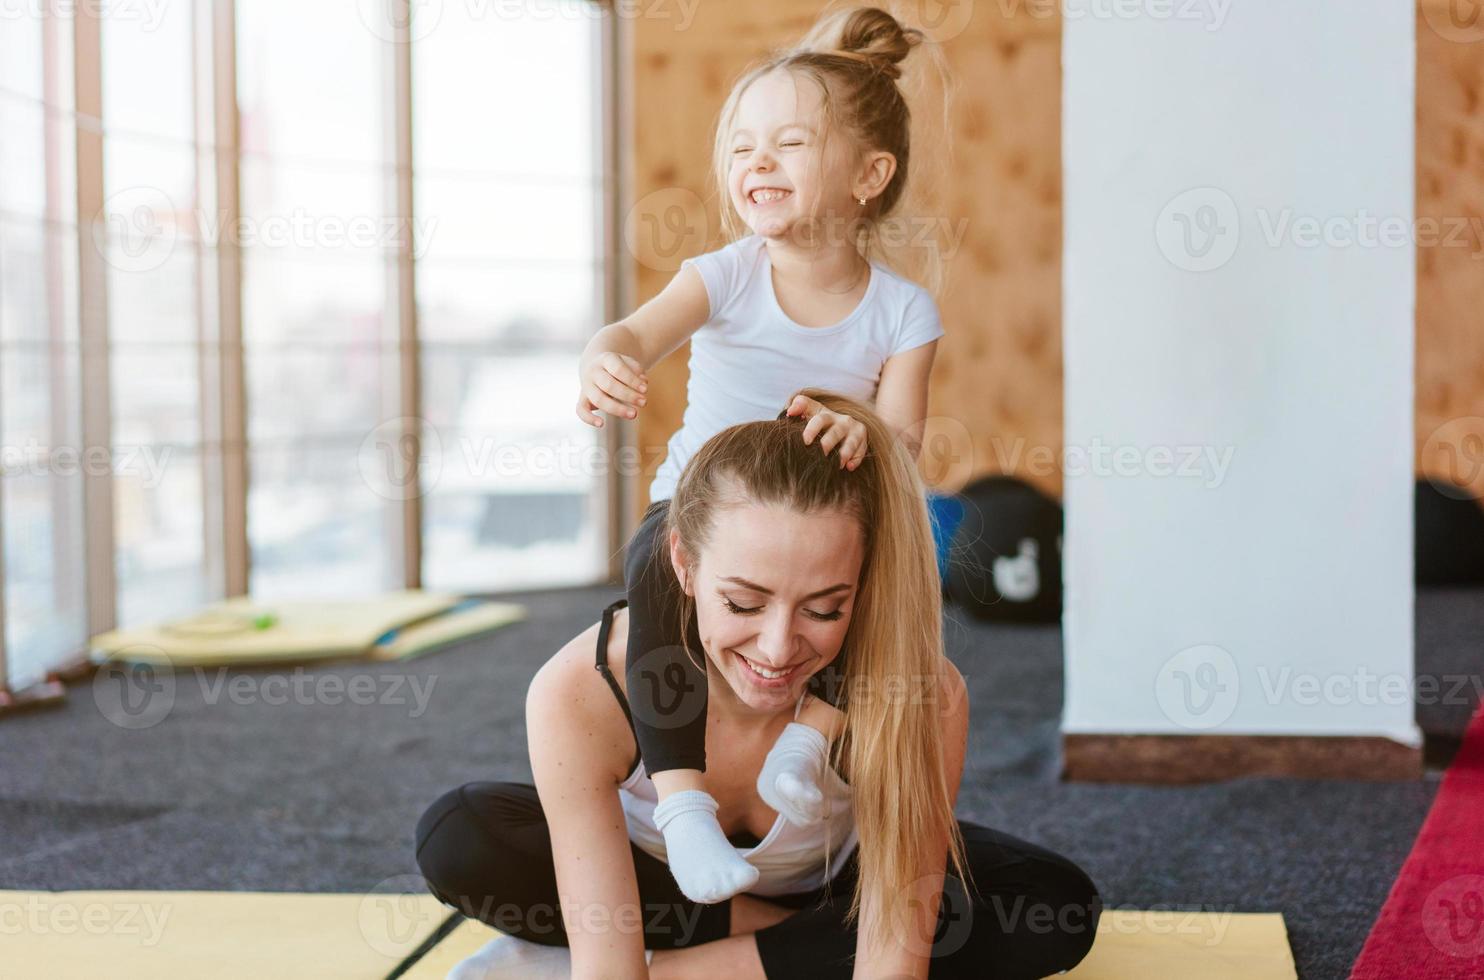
[1416,4,1484,498]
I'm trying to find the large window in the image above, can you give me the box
[0,7,86,690]
[0,0,612,693]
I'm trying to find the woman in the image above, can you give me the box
[415,390,1101,979]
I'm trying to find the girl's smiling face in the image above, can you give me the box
[670,500,865,715]
[727,69,860,242]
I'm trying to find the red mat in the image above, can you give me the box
[1350,702,1484,978]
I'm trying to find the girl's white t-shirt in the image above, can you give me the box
[648,234,945,503]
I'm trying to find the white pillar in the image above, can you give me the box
[1061,0,1418,748]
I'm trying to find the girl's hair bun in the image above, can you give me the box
[812,6,924,80]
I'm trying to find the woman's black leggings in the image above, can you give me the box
[414,780,1102,978]
[623,499,846,775]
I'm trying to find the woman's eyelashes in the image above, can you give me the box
[720,596,844,622]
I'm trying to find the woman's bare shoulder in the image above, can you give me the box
[529,607,630,694]
[525,609,634,779]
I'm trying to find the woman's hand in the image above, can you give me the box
[786,394,868,470]
[578,352,649,428]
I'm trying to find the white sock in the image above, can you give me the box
[757,722,831,826]
[652,789,760,904]
[446,933,570,980]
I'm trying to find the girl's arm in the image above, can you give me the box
[851,660,969,979]
[872,339,940,462]
[787,336,939,471]
[577,264,711,427]
[526,628,651,980]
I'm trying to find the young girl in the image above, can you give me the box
[576,4,952,905]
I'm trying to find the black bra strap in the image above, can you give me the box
[594,598,642,775]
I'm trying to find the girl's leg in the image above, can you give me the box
[623,500,709,774]
[622,502,759,901]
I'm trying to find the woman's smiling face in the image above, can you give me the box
[671,500,865,715]
[726,69,857,242]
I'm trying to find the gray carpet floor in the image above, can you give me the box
[2,584,1479,979]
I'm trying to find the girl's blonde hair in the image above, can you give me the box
[710,4,956,297]
[666,388,969,949]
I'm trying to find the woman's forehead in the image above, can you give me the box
[704,502,864,575]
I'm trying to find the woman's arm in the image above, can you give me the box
[873,339,939,463]
[851,659,970,979]
[526,628,651,980]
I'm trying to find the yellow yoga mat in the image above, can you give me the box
[0,889,452,980]
[87,591,501,668]
[3,890,1297,979]
[1066,910,1297,979]
[405,908,1297,979]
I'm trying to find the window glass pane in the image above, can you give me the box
[101,13,206,628]
[414,2,605,591]
[420,350,604,592]
[3,472,87,689]
[1,220,86,689]
[237,2,392,597]
[241,249,385,346]
[414,178,596,266]
[237,0,380,164]
[114,446,205,628]
[0,96,48,221]
[100,0,193,143]
[111,346,200,450]
[239,159,381,235]
[247,444,388,599]
[103,137,196,223]
[0,12,44,97]
[245,340,383,445]
[414,0,597,180]
[106,240,199,344]
[417,263,596,349]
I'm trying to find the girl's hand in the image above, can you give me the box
[576,352,648,428]
[786,394,867,470]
